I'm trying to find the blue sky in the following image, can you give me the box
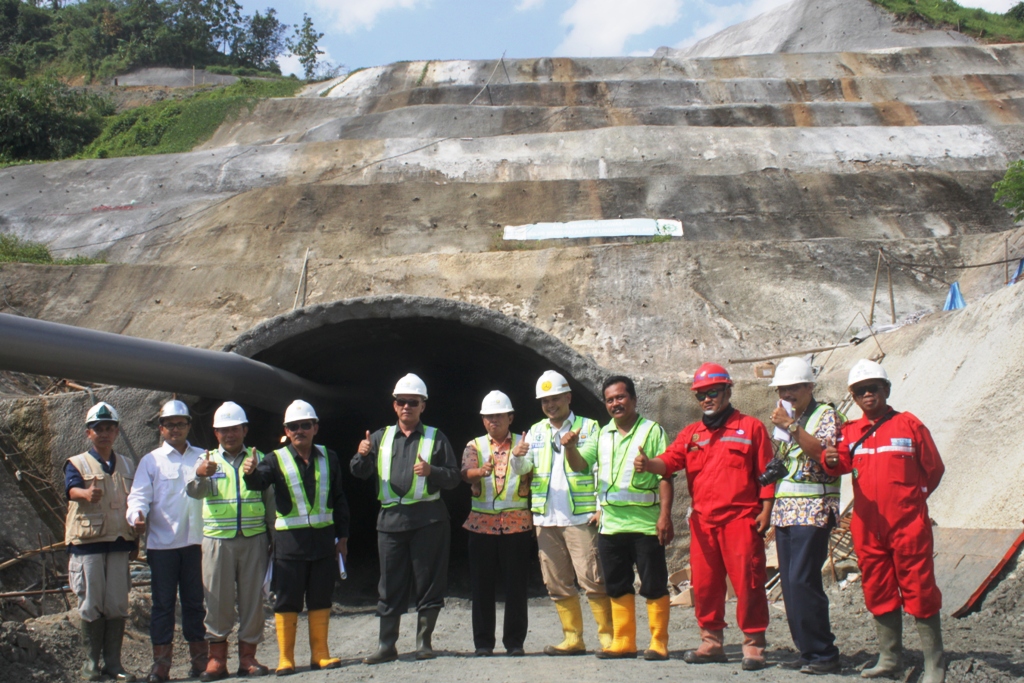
[235,0,1018,77]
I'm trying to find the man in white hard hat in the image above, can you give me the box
[511,370,611,655]
[351,373,460,664]
[461,390,532,656]
[64,401,138,682]
[127,400,208,683]
[823,360,945,683]
[764,358,841,674]
[186,402,273,681]
[243,400,350,675]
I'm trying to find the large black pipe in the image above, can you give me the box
[0,313,347,412]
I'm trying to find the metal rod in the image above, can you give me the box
[292,248,310,310]
[729,342,853,365]
[887,264,896,324]
[869,250,882,326]
[1007,238,1011,285]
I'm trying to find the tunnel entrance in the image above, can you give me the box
[193,296,608,604]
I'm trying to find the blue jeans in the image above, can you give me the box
[148,545,206,645]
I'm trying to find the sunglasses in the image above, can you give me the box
[695,389,723,401]
[285,421,315,432]
[851,384,884,397]
[160,421,190,430]
[394,399,422,408]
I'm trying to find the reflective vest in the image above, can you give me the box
[597,418,661,507]
[201,447,267,538]
[378,425,439,507]
[471,434,528,514]
[65,452,136,546]
[776,403,840,499]
[529,415,599,515]
[274,445,334,531]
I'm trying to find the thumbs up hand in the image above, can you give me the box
[86,479,103,503]
[511,433,529,458]
[243,452,258,475]
[357,430,372,456]
[413,453,432,477]
[132,511,146,533]
[634,445,650,473]
[560,428,581,448]
[480,458,494,477]
[196,451,218,477]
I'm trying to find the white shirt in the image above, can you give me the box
[522,412,594,528]
[126,441,206,550]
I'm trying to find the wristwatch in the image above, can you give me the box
[787,422,800,434]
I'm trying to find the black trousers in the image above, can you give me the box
[467,531,531,650]
[148,545,206,645]
[377,521,450,617]
[776,525,840,663]
[273,555,338,613]
[597,532,668,599]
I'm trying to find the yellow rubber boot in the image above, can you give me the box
[274,613,297,676]
[308,609,341,670]
[543,597,587,655]
[596,595,637,659]
[588,596,614,652]
[644,596,670,660]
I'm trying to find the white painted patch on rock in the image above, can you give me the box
[504,218,683,240]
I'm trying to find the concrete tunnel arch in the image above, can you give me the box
[202,295,610,599]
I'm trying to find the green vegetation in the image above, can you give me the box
[994,160,1024,221]
[869,0,1024,42]
[82,76,301,159]
[0,234,102,265]
[286,13,324,81]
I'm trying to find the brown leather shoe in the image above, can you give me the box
[237,641,269,677]
[188,641,209,678]
[146,644,173,683]
[199,641,228,682]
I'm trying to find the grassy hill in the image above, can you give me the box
[871,0,1024,42]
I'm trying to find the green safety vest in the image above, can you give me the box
[274,445,334,531]
[597,418,661,507]
[377,425,439,507]
[529,415,599,515]
[775,403,840,499]
[471,433,529,514]
[201,447,267,539]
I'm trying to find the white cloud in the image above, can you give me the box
[310,0,429,34]
[276,48,336,78]
[516,0,546,9]
[554,0,683,56]
[958,0,1015,11]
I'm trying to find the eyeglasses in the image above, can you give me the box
[160,421,190,430]
[851,384,884,397]
[695,389,723,401]
[394,399,422,408]
[285,421,315,432]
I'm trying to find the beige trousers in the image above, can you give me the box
[201,533,269,644]
[536,524,606,600]
[69,551,131,621]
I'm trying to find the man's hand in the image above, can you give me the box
[656,514,674,546]
[357,431,372,456]
[129,546,140,562]
[243,452,258,475]
[511,433,529,458]
[770,404,795,429]
[823,445,840,469]
[196,452,218,477]
[413,454,432,477]
[755,506,772,535]
[634,445,650,473]
[588,509,601,526]
[561,428,581,448]
[479,459,494,477]
[85,479,103,503]
[132,511,146,534]
[336,537,348,564]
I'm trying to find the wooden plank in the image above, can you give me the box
[932,527,1024,618]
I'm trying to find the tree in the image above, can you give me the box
[0,77,112,161]
[994,160,1024,222]
[232,8,286,71]
[286,13,323,80]
[1009,2,1024,22]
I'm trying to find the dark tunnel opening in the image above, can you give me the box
[190,300,609,605]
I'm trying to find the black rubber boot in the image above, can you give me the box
[101,617,137,682]
[415,608,440,660]
[80,617,105,681]
[363,615,401,664]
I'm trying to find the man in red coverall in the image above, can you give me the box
[635,362,774,671]
[823,359,945,683]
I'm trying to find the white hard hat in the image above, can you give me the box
[769,357,815,387]
[213,401,248,428]
[284,399,318,424]
[848,359,889,387]
[480,390,514,415]
[393,373,428,399]
[535,370,571,398]
[86,402,119,425]
[159,400,190,420]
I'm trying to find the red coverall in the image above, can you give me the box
[659,410,774,634]
[823,409,944,618]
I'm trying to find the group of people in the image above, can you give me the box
[63,357,946,683]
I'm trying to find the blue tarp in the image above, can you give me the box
[944,281,966,310]
[1010,259,1023,286]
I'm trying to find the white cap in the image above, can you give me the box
[480,390,514,415]
[769,357,815,387]
[284,400,318,424]
[86,402,119,425]
[848,359,889,387]
[393,373,428,399]
[535,370,571,398]
[159,400,190,420]
[213,401,248,428]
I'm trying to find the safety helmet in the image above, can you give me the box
[480,390,514,415]
[691,362,733,391]
[284,399,318,424]
[535,370,571,398]
[86,402,119,426]
[393,373,428,399]
[769,357,815,387]
[847,359,889,387]
[213,401,248,428]
[159,400,190,420]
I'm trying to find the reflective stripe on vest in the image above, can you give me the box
[275,445,334,531]
[529,415,598,515]
[378,425,439,507]
[202,447,267,538]
[776,403,840,499]
[471,434,529,513]
[598,418,659,506]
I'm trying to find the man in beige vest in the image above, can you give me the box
[64,401,138,682]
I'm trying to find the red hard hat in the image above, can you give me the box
[691,362,733,391]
